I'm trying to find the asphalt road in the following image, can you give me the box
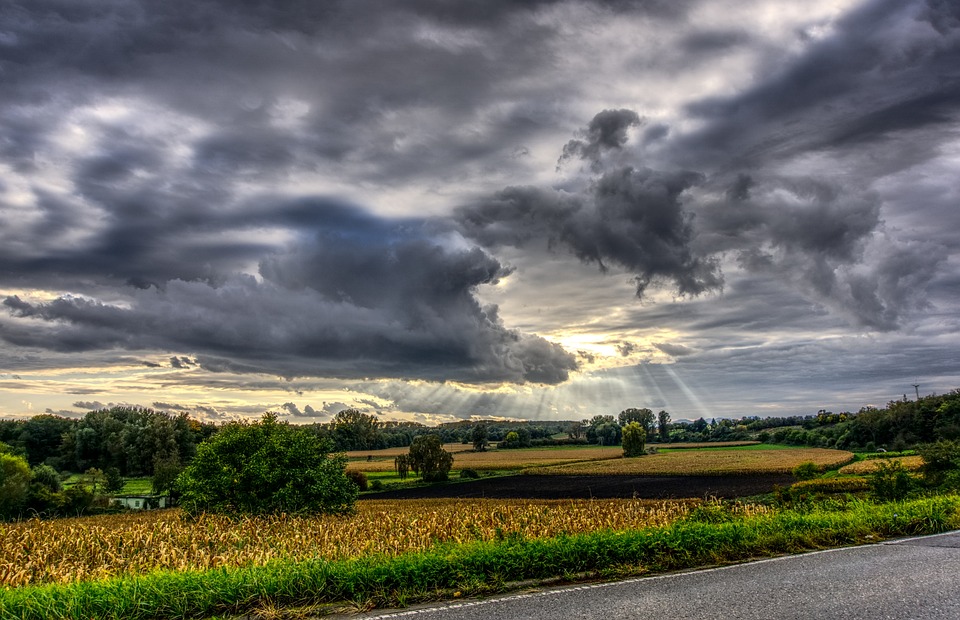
[346,531,960,620]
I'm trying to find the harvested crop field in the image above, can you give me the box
[839,455,924,474]
[651,441,761,449]
[348,445,623,472]
[366,473,796,500]
[530,447,854,476]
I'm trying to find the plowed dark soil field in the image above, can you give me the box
[364,474,795,500]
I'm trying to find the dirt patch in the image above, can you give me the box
[362,474,795,500]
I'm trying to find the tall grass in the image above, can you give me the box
[2,495,958,620]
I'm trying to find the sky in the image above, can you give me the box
[1,0,958,425]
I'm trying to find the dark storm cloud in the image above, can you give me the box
[558,109,643,171]
[1,204,577,385]
[458,166,722,298]
[694,175,948,330]
[280,402,321,418]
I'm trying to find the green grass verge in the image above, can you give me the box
[2,496,958,620]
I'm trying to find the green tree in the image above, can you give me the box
[566,421,585,440]
[619,408,656,436]
[622,422,646,457]
[104,467,125,494]
[657,410,671,442]
[331,409,382,450]
[152,455,182,496]
[408,434,454,482]
[0,452,33,520]
[84,467,105,496]
[394,454,410,480]
[30,464,62,493]
[587,415,621,446]
[472,424,490,452]
[175,413,357,517]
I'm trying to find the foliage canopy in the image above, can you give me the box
[175,413,357,517]
[408,434,454,481]
[622,422,646,457]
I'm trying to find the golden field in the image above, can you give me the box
[530,448,854,476]
[0,498,774,589]
[838,455,924,474]
[347,445,623,472]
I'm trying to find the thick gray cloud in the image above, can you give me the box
[558,109,643,171]
[458,166,722,298]
[679,0,960,169]
[2,203,577,384]
[1,0,958,420]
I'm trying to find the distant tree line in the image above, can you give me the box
[3,390,960,520]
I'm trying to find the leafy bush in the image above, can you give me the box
[345,470,368,491]
[460,468,480,479]
[869,460,915,502]
[917,440,960,488]
[175,413,357,517]
[686,502,735,524]
[792,461,819,480]
[370,479,384,491]
[0,453,33,520]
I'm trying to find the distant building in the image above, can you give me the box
[111,495,168,510]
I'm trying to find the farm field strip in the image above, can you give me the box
[839,455,924,474]
[529,448,854,476]
[347,446,624,472]
[650,441,761,449]
[0,498,773,589]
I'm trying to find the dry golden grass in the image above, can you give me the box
[347,446,623,472]
[0,498,774,588]
[838,456,924,475]
[530,448,854,476]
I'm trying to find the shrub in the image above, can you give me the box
[370,479,384,491]
[175,413,357,517]
[0,453,33,520]
[345,470,368,491]
[792,461,819,480]
[460,468,480,479]
[869,460,915,502]
[917,440,960,488]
